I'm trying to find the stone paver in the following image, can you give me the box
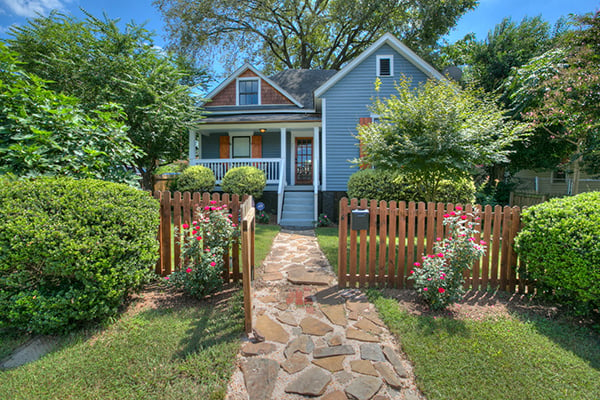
[285,367,331,396]
[241,358,279,400]
[225,229,423,400]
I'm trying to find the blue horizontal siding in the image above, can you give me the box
[323,44,430,191]
[201,132,281,159]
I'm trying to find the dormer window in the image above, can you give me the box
[377,55,393,77]
[238,78,260,105]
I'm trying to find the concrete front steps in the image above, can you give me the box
[279,189,314,228]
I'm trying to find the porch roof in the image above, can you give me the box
[199,113,321,124]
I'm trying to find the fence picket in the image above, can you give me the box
[368,199,378,286]
[338,199,349,287]
[406,202,416,288]
[491,205,502,288]
[387,201,397,287]
[349,198,358,287]
[396,202,407,288]
[481,205,492,289]
[173,192,182,272]
[378,200,388,285]
[358,199,368,287]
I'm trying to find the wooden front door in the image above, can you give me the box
[295,137,313,185]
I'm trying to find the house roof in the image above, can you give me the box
[269,69,337,110]
[203,64,303,108]
[314,33,445,97]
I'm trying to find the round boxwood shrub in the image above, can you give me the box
[0,178,159,334]
[221,166,266,198]
[347,169,475,204]
[514,192,600,315]
[175,165,215,193]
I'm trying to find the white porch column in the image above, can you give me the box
[280,128,286,183]
[188,130,196,164]
[313,126,320,221]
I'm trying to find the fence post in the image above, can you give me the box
[338,198,348,287]
[241,196,255,335]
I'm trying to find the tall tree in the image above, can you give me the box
[506,12,600,194]
[357,78,528,202]
[0,42,139,182]
[8,11,204,189]
[153,0,477,73]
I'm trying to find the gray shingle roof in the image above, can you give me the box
[269,69,337,109]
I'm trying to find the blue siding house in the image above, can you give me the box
[189,33,444,226]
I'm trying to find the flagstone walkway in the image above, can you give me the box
[225,229,424,400]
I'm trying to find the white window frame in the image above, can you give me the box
[236,77,261,106]
[376,55,393,77]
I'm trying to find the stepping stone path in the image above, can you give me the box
[225,229,424,400]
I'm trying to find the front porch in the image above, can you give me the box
[188,124,321,226]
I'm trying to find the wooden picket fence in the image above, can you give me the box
[338,198,527,293]
[153,191,249,281]
[240,196,256,334]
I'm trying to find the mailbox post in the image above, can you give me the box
[351,209,369,230]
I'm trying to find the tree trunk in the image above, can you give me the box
[571,155,582,195]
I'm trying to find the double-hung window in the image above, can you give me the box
[238,78,259,105]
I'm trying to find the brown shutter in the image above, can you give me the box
[358,118,372,169]
[251,135,262,158]
[219,136,230,159]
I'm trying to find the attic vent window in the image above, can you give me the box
[238,78,260,105]
[377,55,393,77]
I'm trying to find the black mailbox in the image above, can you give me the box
[351,209,370,230]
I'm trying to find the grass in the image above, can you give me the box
[315,226,339,273]
[0,289,245,400]
[368,290,600,400]
[254,224,280,266]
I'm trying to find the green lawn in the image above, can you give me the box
[254,224,280,266]
[0,289,244,400]
[368,290,600,400]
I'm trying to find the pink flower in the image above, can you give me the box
[196,236,202,241]
[460,215,467,220]
[205,248,210,252]
[210,206,215,211]
[427,278,432,281]
[186,268,192,273]
[455,205,463,211]
[182,223,189,229]
[410,270,415,274]
[423,287,428,291]
[440,275,445,280]
[192,221,197,225]
[210,261,216,267]
[480,240,487,245]
[450,211,456,216]
[204,206,210,210]
[192,230,197,235]
[414,262,421,267]
[210,200,217,205]
[436,237,441,241]
[437,253,444,257]
[428,254,435,258]
[438,288,445,293]
[164,276,169,280]
[443,214,450,218]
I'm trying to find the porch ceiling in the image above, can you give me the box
[200,113,321,124]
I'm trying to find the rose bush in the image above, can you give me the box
[166,201,238,298]
[408,206,487,310]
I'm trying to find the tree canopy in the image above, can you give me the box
[505,11,600,194]
[153,0,477,73]
[0,42,139,182]
[8,11,204,189]
[357,78,528,202]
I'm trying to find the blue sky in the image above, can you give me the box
[1,0,599,57]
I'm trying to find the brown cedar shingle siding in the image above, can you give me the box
[210,69,293,106]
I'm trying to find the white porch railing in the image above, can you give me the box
[190,158,283,184]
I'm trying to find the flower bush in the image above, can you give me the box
[316,213,333,227]
[167,201,238,298]
[257,210,270,224]
[408,206,487,310]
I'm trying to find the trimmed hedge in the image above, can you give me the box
[514,192,600,315]
[175,165,215,193]
[347,169,475,204]
[0,178,159,334]
[221,166,266,198]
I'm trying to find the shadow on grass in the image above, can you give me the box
[172,285,244,360]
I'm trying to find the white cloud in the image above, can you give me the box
[1,0,69,18]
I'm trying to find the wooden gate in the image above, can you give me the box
[338,198,525,293]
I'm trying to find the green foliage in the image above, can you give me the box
[221,166,266,198]
[347,169,475,204]
[409,206,487,309]
[154,161,188,175]
[0,178,159,334]
[358,77,527,203]
[8,11,204,189]
[154,0,476,73]
[515,192,600,316]
[175,165,215,193]
[168,202,237,298]
[0,42,139,184]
